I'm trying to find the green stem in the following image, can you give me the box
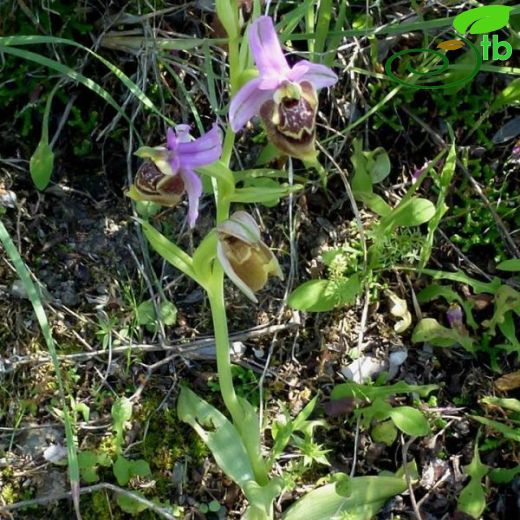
[229,35,241,95]
[221,126,236,169]
[208,0,269,488]
[208,270,269,485]
[208,274,242,423]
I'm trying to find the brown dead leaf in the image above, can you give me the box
[495,370,520,392]
[437,39,465,51]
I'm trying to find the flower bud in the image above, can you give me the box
[259,80,318,161]
[217,211,283,302]
[446,304,464,328]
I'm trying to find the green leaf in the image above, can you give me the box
[354,191,392,218]
[497,259,520,272]
[331,381,438,402]
[457,440,489,519]
[420,143,456,268]
[482,285,520,334]
[288,279,339,312]
[130,459,151,478]
[417,268,501,295]
[236,396,269,482]
[113,455,131,486]
[288,276,361,312]
[177,387,280,516]
[112,397,132,453]
[113,456,149,486]
[412,318,476,353]
[78,451,100,484]
[140,220,198,283]
[197,161,235,199]
[75,402,90,422]
[417,284,462,304]
[208,500,221,512]
[242,177,283,207]
[136,301,155,326]
[314,0,333,60]
[366,147,391,184]
[0,220,80,511]
[453,6,513,35]
[385,198,436,229]
[371,420,398,446]
[388,406,431,436]
[30,140,54,191]
[490,465,520,484]
[283,468,410,520]
[351,139,373,195]
[482,396,520,413]
[229,184,302,204]
[491,78,520,112]
[470,415,520,442]
[116,492,149,515]
[337,274,362,306]
[215,0,240,38]
[177,386,255,488]
[160,301,177,326]
[192,231,217,284]
[135,299,178,330]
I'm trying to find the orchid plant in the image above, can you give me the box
[128,5,408,519]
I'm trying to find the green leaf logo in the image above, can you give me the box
[453,5,513,35]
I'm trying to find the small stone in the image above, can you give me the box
[10,280,28,299]
[340,356,386,383]
[43,444,68,464]
[58,282,79,306]
[0,188,17,208]
[388,350,408,379]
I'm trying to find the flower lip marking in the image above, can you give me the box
[260,81,318,161]
[130,124,222,227]
[228,15,337,145]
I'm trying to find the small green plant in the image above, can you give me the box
[269,396,329,468]
[411,265,520,366]
[456,434,489,519]
[52,397,171,516]
[288,139,442,313]
[330,380,437,445]
[135,298,177,333]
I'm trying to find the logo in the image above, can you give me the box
[385,5,514,90]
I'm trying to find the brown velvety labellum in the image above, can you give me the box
[260,81,318,160]
[134,161,184,206]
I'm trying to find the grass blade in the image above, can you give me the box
[0,35,169,124]
[314,0,333,61]
[0,220,81,518]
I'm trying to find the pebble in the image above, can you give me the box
[10,280,28,299]
[340,356,386,383]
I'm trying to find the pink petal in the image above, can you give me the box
[180,168,203,228]
[229,78,274,132]
[175,124,192,143]
[166,127,177,150]
[249,16,290,78]
[289,60,338,89]
[258,77,283,91]
[177,124,222,168]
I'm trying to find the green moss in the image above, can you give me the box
[139,398,209,468]
[81,490,124,520]
[1,483,16,504]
